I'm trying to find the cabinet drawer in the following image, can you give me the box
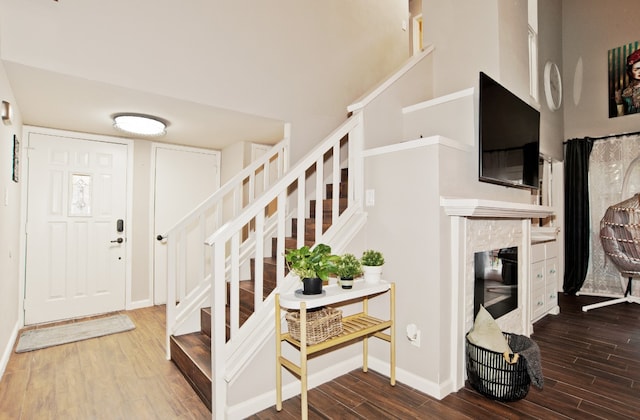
[545,242,558,259]
[545,285,558,307]
[531,261,545,285]
[531,243,545,263]
[531,288,547,319]
[546,258,558,284]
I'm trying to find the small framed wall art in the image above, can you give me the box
[12,134,19,182]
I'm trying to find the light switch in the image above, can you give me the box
[366,189,375,206]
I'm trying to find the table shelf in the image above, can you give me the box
[275,281,395,420]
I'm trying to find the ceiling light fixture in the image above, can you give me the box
[113,114,167,136]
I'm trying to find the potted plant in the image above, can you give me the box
[285,243,339,295]
[335,253,362,289]
[361,249,384,284]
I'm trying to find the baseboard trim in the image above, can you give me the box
[0,319,20,380]
[127,298,153,310]
[226,355,362,419]
[226,354,456,419]
[366,356,452,400]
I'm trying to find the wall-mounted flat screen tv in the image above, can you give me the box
[479,72,540,190]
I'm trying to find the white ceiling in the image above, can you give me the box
[0,1,410,153]
[3,61,285,150]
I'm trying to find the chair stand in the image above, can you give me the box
[582,276,640,312]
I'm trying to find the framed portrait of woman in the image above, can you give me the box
[609,40,640,118]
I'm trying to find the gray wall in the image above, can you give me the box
[563,0,640,139]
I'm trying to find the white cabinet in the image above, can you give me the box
[530,240,560,322]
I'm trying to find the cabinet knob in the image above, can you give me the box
[537,274,544,278]
[538,301,544,306]
[549,269,556,274]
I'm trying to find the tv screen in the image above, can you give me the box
[479,72,540,190]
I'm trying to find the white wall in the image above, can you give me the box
[538,0,564,160]
[0,57,22,375]
[364,145,444,384]
[562,0,640,140]
[354,0,545,396]
[423,0,564,161]
[423,0,500,96]
[131,139,152,304]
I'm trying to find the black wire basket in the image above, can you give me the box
[466,332,531,402]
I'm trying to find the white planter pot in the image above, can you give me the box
[362,265,383,284]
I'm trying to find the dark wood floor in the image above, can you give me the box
[2,293,640,419]
[251,293,640,419]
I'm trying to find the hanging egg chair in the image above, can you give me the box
[582,193,640,311]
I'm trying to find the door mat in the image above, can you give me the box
[15,314,135,353]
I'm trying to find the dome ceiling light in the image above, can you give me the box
[113,114,167,136]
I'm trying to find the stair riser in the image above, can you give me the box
[170,337,212,411]
[275,237,314,257]
[201,308,211,338]
[309,198,348,218]
[250,259,279,294]
[326,182,348,199]
[291,218,332,241]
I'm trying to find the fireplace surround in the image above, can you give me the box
[441,197,554,393]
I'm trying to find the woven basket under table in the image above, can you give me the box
[285,307,343,345]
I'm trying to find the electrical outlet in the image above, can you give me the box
[406,324,421,347]
[411,330,421,347]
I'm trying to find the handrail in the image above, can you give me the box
[205,116,360,246]
[164,131,290,353]
[161,135,290,241]
[207,112,364,419]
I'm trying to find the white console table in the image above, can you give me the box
[275,281,395,420]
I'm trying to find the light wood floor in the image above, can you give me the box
[3,293,640,419]
[0,306,210,419]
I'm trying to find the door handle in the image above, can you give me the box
[110,238,124,244]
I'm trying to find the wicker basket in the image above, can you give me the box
[285,307,343,345]
[466,332,531,402]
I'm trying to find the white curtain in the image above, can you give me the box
[581,134,640,296]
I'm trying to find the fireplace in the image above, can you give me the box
[441,197,555,394]
[474,246,518,319]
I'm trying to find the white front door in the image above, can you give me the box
[153,145,220,304]
[24,133,128,325]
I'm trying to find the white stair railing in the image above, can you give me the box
[163,133,290,355]
[163,45,435,418]
[207,113,365,419]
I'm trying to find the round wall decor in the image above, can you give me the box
[543,61,562,111]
